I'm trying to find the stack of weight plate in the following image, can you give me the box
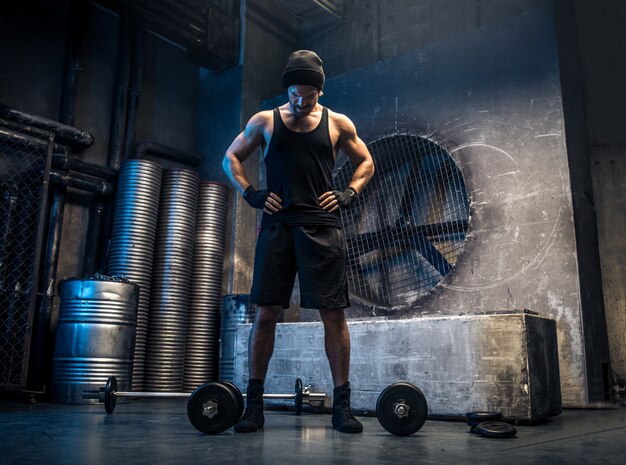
[145,169,199,391]
[183,181,229,391]
[107,159,162,391]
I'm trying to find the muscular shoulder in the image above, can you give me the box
[246,110,273,131]
[327,108,357,141]
[242,110,273,142]
[328,108,356,136]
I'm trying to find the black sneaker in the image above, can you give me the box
[332,382,363,433]
[233,405,264,433]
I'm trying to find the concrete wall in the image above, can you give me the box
[136,32,199,160]
[323,4,585,406]
[198,65,242,185]
[553,0,611,405]
[300,0,548,77]
[590,147,626,386]
[0,1,70,119]
[252,1,610,406]
[572,0,626,388]
[573,0,626,147]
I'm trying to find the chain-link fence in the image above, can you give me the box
[0,126,52,390]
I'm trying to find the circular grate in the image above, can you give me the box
[333,134,470,310]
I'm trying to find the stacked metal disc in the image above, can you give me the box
[183,181,229,390]
[145,169,199,391]
[106,159,162,391]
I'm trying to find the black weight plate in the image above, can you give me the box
[295,378,303,416]
[104,376,117,414]
[376,382,428,436]
[475,421,517,439]
[465,411,503,427]
[187,382,239,434]
[221,381,244,422]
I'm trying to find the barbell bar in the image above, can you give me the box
[83,376,326,415]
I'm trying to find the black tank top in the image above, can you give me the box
[261,106,341,227]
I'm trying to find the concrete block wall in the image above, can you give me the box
[233,312,561,421]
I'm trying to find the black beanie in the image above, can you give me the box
[282,50,325,90]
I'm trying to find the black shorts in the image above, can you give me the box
[250,224,350,310]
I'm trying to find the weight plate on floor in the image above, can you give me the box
[475,421,517,439]
[295,377,303,416]
[465,411,503,427]
[187,382,239,434]
[221,381,244,422]
[104,376,118,414]
[376,382,428,436]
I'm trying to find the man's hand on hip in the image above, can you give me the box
[319,187,358,213]
[243,186,282,214]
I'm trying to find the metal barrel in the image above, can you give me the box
[106,159,162,391]
[51,278,139,404]
[145,169,199,391]
[219,294,254,382]
[183,182,229,391]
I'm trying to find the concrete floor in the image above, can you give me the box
[1,399,625,465]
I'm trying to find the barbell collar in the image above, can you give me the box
[304,391,326,403]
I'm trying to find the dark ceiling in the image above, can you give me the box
[91,0,345,71]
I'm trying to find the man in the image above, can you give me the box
[222,50,375,433]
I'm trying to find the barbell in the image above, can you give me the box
[83,376,326,417]
[85,378,429,436]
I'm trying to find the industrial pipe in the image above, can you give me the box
[0,117,53,141]
[122,26,144,160]
[0,126,69,155]
[107,16,132,171]
[49,169,114,196]
[59,0,87,126]
[28,187,66,394]
[0,104,93,147]
[52,154,118,182]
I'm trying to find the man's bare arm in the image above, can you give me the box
[319,115,375,212]
[337,116,375,194]
[222,112,282,213]
[222,113,266,195]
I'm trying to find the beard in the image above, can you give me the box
[290,101,313,116]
